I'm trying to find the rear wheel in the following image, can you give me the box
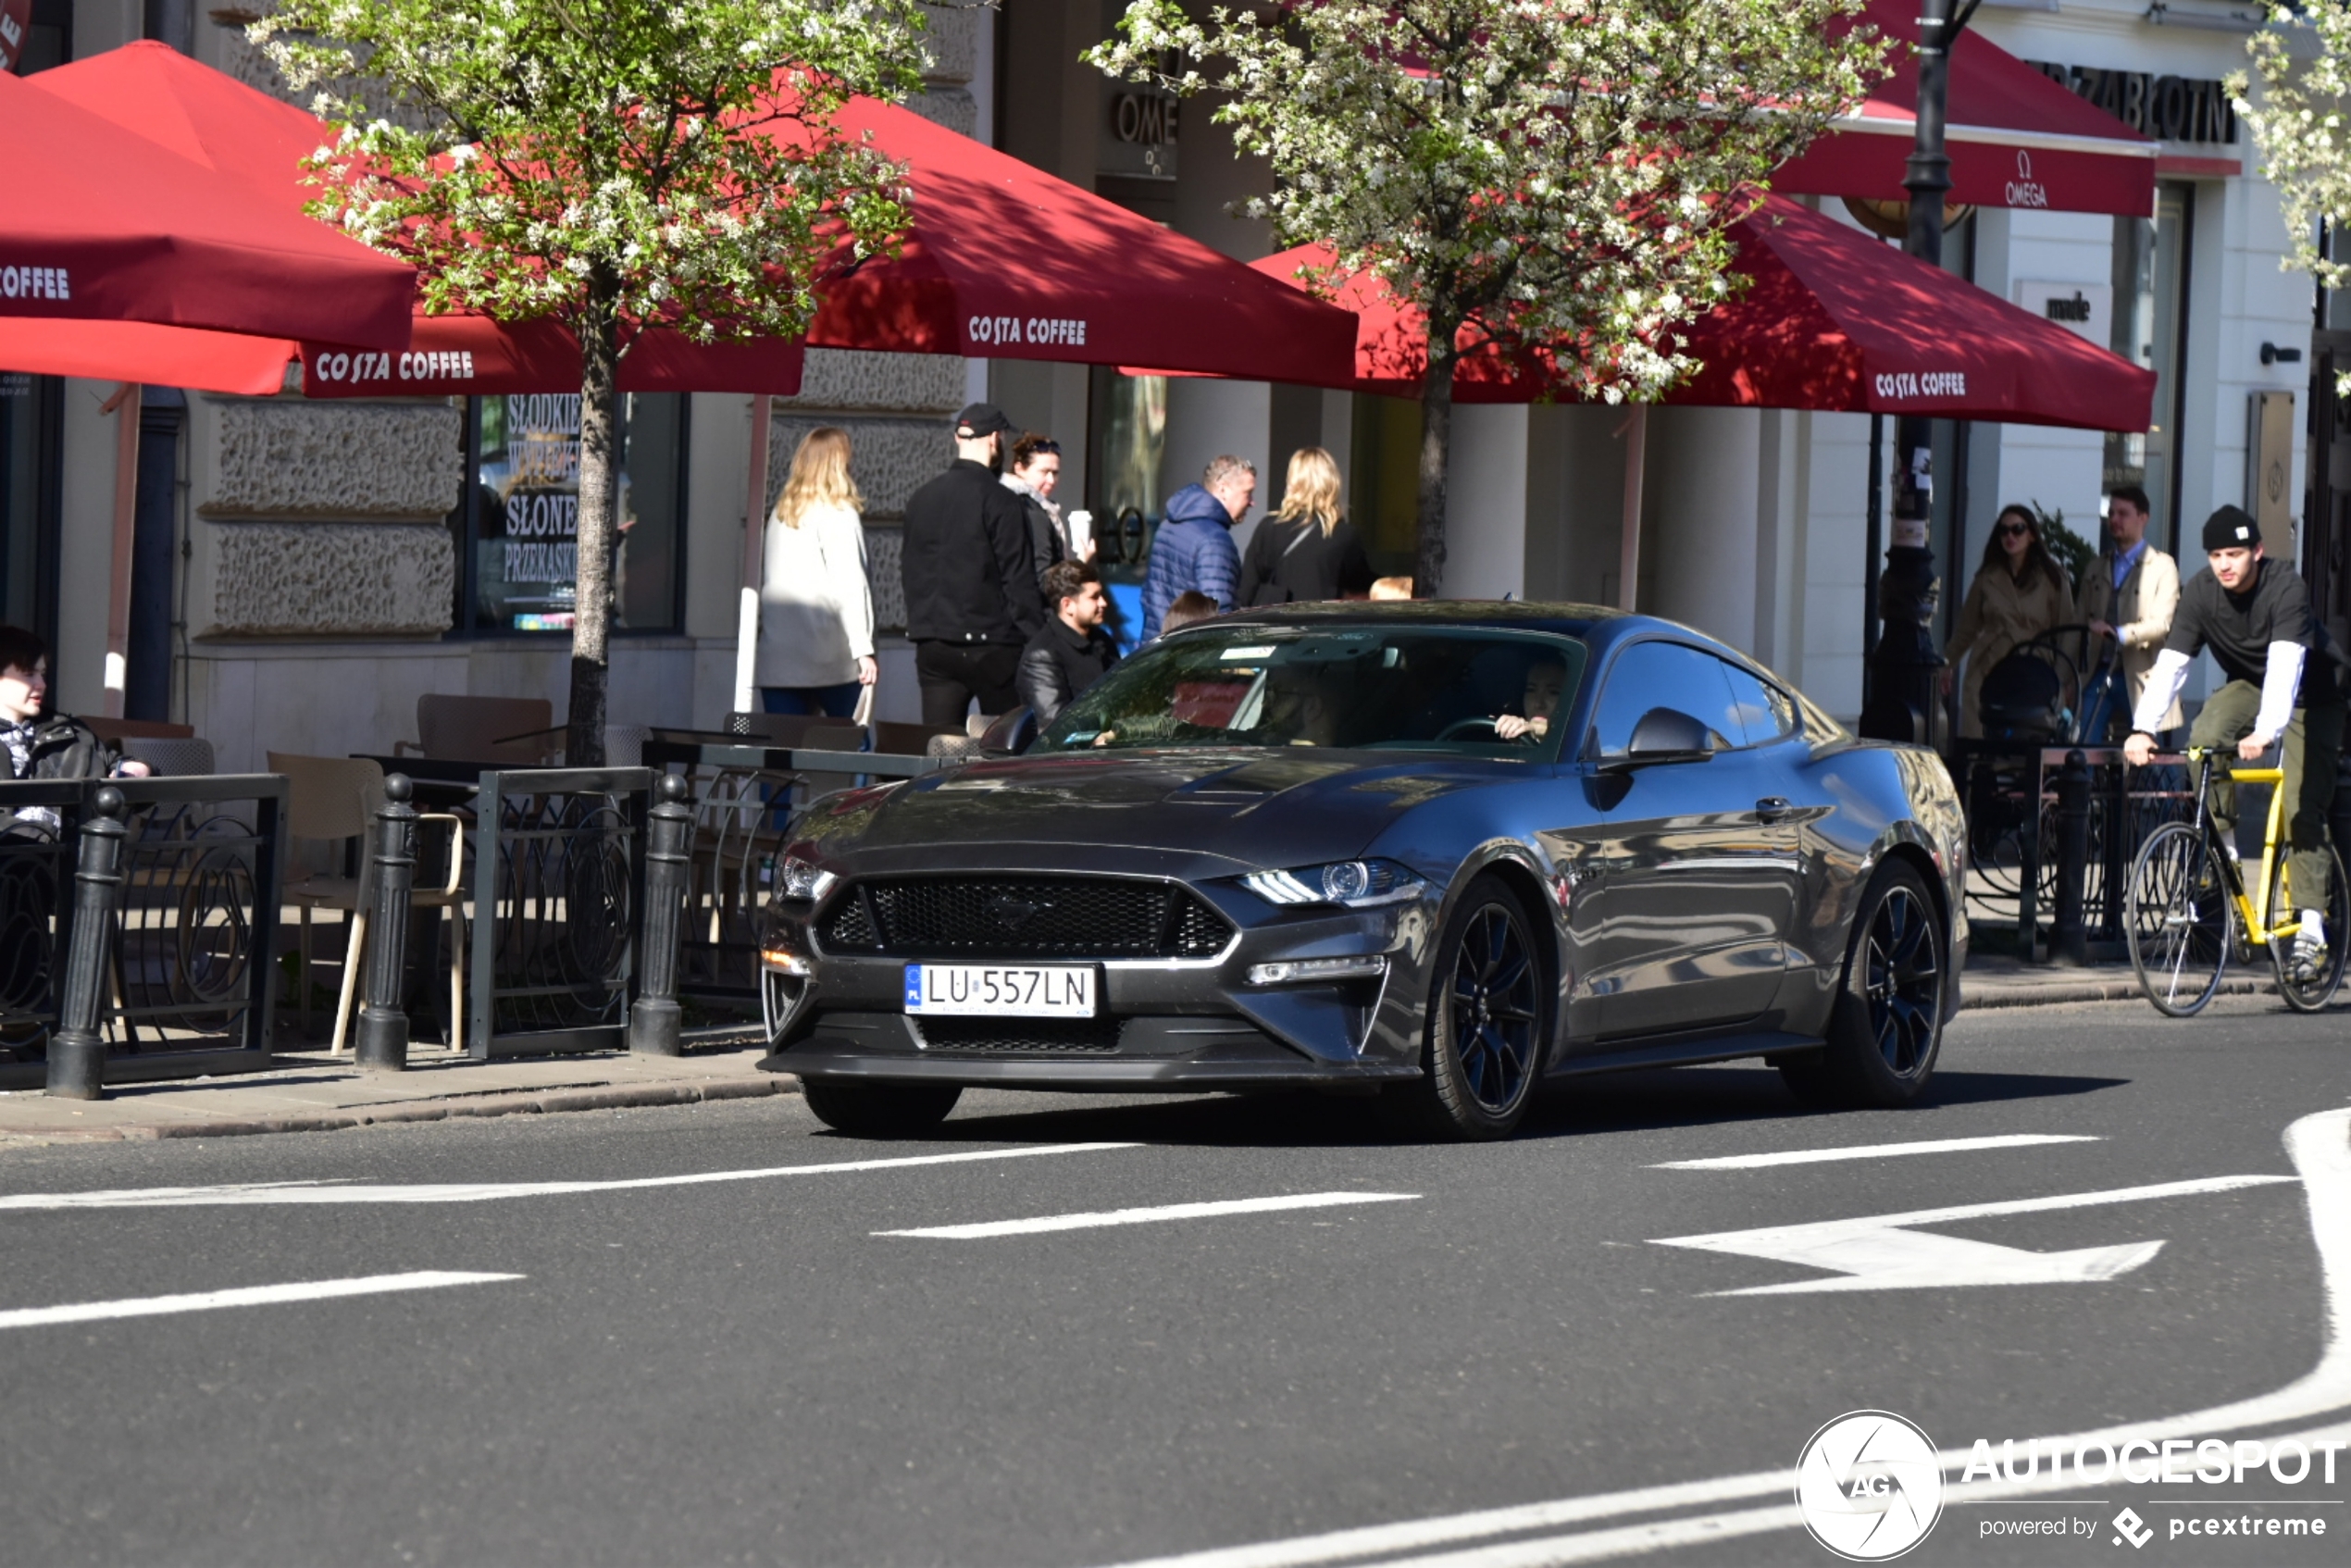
[802,1080,962,1138]
[1401,876,1547,1140]
[1782,861,1946,1109]
[2269,841,2349,1013]
[2126,821,2231,1018]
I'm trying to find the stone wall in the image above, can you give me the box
[206,402,463,519]
[210,519,457,638]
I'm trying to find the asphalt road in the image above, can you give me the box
[1,997,2346,1568]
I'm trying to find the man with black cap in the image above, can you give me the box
[2124,504,2345,977]
[899,403,1047,726]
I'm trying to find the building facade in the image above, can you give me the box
[0,0,2324,765]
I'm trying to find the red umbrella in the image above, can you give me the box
[11,44,802,398]
[1775,0,2158,218]
[1215,194,2155,431]
[0,64,414,350]
[797,96,1361,383]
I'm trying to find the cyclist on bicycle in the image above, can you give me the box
[2122,505,2345,979]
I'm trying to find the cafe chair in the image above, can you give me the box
[120,736,216,777]
[397,694,556,766]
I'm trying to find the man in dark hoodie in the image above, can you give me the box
[1141,454,1255,641]
[899,403,1047,726]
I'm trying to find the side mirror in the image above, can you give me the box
[1598,707,1716,770]
[979,706,1039,756]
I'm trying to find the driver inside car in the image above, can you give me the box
[1495,653,1569,742]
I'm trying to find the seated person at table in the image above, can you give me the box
[0,625,148,784]
[1495,653,1569,742]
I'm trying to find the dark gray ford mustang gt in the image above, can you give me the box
[757,603,1967,1139]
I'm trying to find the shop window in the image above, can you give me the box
[1088,367,1165,567]
[0,372,62,654]
[1350,392,1424,580]
[447,392,687,636]
[2108,182,2195,554]
[6,1,71,75]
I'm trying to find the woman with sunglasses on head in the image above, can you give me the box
[1002,431,1091,591]
[1944,504,2076,740]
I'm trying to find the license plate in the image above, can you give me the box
[902,964,1097,1017]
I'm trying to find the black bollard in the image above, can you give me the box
[628,772,693,1056]
[2052,749,2092,967]
[353,774,417,1071]
[47,786,128,1099]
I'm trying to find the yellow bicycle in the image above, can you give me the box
[2125,746,2350,1015]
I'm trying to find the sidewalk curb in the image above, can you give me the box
[0,1074,801,1144]
[1960,975,2266,1011]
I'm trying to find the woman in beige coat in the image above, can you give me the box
[1945,504,2075,740]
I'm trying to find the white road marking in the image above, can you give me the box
[878,1191,1419,1239]
[1652,1134,2101,1171]
[1652,1174,2293,1294]
[0,1142,1139,1211]
[0,1271,519,1330]
[1095,1108,2351,1568]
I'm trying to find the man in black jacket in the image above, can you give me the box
[1,625,145,837]
[900,403,1046,726]
[1019,561,1119,726]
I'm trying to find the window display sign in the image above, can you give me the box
[0,2,33,74]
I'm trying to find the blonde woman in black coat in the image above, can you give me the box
[1238,447,1375,606]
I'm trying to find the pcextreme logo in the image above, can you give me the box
[1796,1411,1945,1561]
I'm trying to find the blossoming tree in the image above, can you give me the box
[2242,3,2351,392]
[1091,0,1885,595]
[259,0,931,763]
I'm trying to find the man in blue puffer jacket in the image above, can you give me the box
[1141,454,1257,641]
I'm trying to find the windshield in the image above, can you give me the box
[1036,625,1588,756]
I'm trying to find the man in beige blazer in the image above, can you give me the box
[2079,485,2182,739]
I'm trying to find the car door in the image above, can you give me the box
[1574,641,1798,1039]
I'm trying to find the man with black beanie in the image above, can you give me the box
[2124,505,2345,976]
[899,403,1047,726]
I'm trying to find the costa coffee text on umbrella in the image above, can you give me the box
[0,268,73,301]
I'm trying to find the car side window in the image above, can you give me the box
[1587,641,1741,758]
[1719,660,1797,748]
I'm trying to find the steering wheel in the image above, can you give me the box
[1437,716,1504,741]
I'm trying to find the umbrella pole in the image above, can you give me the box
[1617,404,1647,613]
[735,395,771,716]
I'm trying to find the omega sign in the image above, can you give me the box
[2008,150,2048,209]
[1099,84,1179,181]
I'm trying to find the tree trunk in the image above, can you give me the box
[1413,317,1459,599]
[566,277,621,769]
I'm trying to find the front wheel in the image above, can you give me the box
[1400,876,1548,1140]
[1782,861,1946,1109]
[802,1080,962,1138]
[2126,821,2232,1017]
[2269,841,2349,1013]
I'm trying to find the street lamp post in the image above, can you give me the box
[1860,0,1980,746]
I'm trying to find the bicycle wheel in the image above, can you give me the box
[2127,821,2233,1017]
[2269,841,2350,1012]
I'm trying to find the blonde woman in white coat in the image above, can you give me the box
[757,428,877,717]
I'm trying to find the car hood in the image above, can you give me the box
[794,748,1512,873]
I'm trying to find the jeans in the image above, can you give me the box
[914,641,1021,728]
[2188,678,2344,910]
[761,682,863,719]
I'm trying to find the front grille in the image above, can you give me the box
[914,1016,1126,1053]
[817,877,1233,960]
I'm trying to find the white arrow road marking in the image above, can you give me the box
[1093,1109,2350,1568]
[878,1191,1419,1239]
[1652,1174,2293,1294]
[1652,1133,2101,1171]
[0,1142,1138,1211]
[0,1271,520,1330]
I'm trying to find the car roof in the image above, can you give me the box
[1195,601,1759,670]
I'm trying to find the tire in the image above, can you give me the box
[2269,841,2349,1013]
[2125,821,2231,1018]
[1781,861,1946,1110]
[1400,875,1548,1140]
[802,1079,962,1138]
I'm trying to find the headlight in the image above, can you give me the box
[777,853,839,904]
[1241,859,1425,909]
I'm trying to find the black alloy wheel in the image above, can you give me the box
[1782,861,1946,1109]
[802,1080,962,1138]
[1405,875,1546,1139]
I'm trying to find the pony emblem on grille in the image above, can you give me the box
[986,892,1051,931]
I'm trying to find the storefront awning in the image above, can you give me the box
[1189,194,2155,432]
[10,43,803,399]
[1773,0,2158,218]
[0,65,416,351]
